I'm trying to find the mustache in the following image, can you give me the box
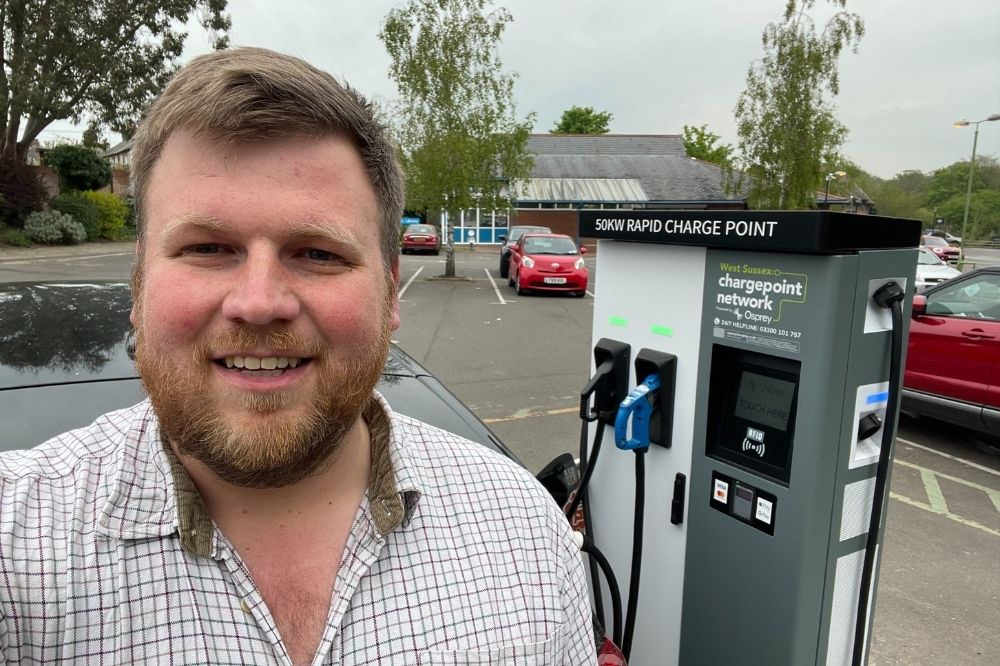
[194,325,325,358]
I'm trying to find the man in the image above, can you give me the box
[0,48,595,664]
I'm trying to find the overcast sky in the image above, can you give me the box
[41,0,1000,180]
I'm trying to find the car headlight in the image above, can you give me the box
[574,258,585,269]
[522,256,535,268]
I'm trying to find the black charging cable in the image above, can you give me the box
[580,533,623,648]
[851,280,905,666]
[569,359,622,646]
[620,447,646,661]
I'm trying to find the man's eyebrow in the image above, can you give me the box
[157,216,365,254]
[158,214,226,246]
[286,221,363,253]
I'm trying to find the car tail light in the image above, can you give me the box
[522,256,535,268]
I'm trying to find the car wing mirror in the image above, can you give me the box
[579,246,588,255]
[536,452,579,509]
[912,293,927,316]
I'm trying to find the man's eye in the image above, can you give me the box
[303,248,342,263]
[185,244,221,254]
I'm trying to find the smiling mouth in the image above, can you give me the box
[215,356,311,376]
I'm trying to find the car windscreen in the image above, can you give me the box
[407,225,436,235]
[522,237,578,255]
[508,227,549,242]
[917,248,943,265]
[922,237,947,246]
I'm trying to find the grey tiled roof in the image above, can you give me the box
[522,134,742,202]
[527,134,686,157]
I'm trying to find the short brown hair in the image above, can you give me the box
[130,47,404,266]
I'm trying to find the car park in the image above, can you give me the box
[902,267,1000,435]
[498,225,551,278]
[0,280,513,458]
[914,245,961,291]
[400,224,441,255]
[920,235,960,263]
[507,233,588,297]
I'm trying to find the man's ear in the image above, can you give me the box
[389,259,401,332]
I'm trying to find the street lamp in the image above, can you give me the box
[823,170,847,208]
[954,113,1000,258]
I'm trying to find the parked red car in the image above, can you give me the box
[920,235,960,264]
[508,233,588,297]
[902,267,1000,435]
[401,224,440,255]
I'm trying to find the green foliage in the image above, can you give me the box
[0,159,48,226]
[551,106,613,134]
[81,122,110,151]
[380,0,535,218]
[42,144,112,191]
[50,192,101,240]
[23,211,87,245]
[1,1,230,161]
[80,191,129,239]
[682,124,734,166]
[733,0,864,209]
[0,224,31,247]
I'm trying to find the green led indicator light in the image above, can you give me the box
[609,316,629,327]
[651,325,674,337]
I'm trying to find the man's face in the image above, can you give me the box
[132,130,400,488]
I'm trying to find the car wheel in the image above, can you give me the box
[516,273,527,296]
[574,291,586,298]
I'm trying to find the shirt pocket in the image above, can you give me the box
[418,624,566,666]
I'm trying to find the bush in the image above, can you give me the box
[0,159,48,227]
[41,144,112,191]
[23,211,87,245]
[0,225,31,247]
[50,192,101,241]
[80,190,129,239]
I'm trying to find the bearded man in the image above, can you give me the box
[0,48,595,665]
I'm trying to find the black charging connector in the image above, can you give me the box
[634,348,677,448]
[873,280,906,308]
[588,338,632,425]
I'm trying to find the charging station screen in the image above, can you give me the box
[734,371,796,431]
[707,346,801,485]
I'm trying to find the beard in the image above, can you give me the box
[133,315,392,489]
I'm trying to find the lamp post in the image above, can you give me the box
[823,170,847,208]
[954,114,1000,259]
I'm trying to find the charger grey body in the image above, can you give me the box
[581,210,919,665]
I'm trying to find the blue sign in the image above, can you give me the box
[401,216,422,226]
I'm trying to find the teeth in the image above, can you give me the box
[223,356,304,370]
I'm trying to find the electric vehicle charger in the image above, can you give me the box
[576,209,920,666]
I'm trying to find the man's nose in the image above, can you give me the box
[221,253,301,325]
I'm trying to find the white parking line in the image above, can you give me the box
[399,266,423,299]
[484,268,507,305]
[896,437,1000,478]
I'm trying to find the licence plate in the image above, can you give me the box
[543,277,567,284]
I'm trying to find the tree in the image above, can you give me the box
[81,121,109,151]
[1,0,230,162]
[551,106,612,135]
[733,0,864,209]
[682,124,734,166]
[42,144,111,191]
[381,0,535,277]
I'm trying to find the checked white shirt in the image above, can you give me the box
[0,394,596,664]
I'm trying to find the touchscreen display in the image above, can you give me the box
[733,371,796,431]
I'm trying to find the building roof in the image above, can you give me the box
[102,139,134,158]
[521,134,742,203]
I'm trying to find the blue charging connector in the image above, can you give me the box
[614,374,661,451]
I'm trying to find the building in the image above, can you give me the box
[447,134,747,245]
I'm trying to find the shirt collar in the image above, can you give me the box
[98,393,421,556]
